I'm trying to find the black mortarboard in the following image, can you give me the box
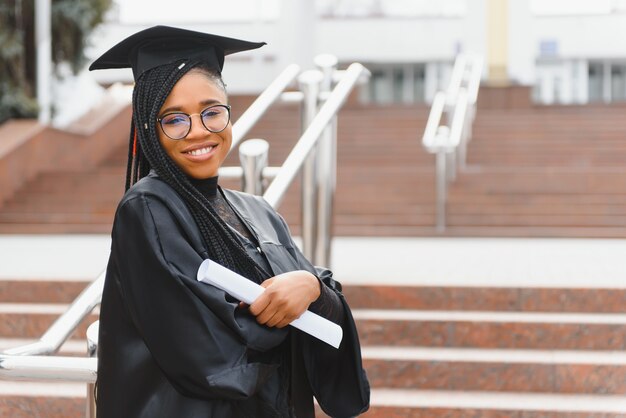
[89,25,266,79]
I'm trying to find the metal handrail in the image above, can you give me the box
[264,63,368,208]
[422,92,447,149]
[0,355,97,382]
[4,272,104,357]
[449,89,469,149]
[466,55,484,106]
[230,64,301,152]
[446,54,468,105]
[422,53,483,231]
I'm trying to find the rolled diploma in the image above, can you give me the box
[196,259,343,349]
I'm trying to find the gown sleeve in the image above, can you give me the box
[110,194,288,400]
[272,211,371,417]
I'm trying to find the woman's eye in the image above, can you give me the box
[163,115,187,125]
[202,108,222,118]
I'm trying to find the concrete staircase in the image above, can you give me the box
[346,285,626,416]
[1,277,625,417]
[2,101,626,237]
[444,105,626,238]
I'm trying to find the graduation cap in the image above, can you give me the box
[89,25,266,80]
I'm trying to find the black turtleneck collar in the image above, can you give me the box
[189,176,219,199]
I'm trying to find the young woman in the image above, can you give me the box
[90,26,369,418]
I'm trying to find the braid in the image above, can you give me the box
[124,120,135,192]
[126,59,268,283]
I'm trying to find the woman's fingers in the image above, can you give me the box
[260,277,275,288]
[242,277,273,310]
[265,310,285,327]
[249,292,271,317]
[248,271,319,328]
[275,317,294,328]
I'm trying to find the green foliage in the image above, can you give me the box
[52,0,112,72]
[0,0,112,123]
[0,0,37,122]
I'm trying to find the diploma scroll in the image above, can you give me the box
[197,259,343,349]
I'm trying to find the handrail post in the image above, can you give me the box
[433,125,451,232]
[239,139,270,195]
[436,150,448,232]
[86,321,99,418]
[446,152,457,181]
[314,54,338,268]
[298,70,324,261]
[458,105,472,171]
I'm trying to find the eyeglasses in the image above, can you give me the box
[157,104,231,140]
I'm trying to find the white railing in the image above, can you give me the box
[233,56,370,267]
[0,55,370,418]
[422,53,483,231]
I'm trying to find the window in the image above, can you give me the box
[588,62,604,102]
[360,64,429,104]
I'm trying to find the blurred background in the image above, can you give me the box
[3,0,626,236]
[1,0,626,417]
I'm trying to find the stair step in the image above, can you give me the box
[0,223,113,234]
[344,286,626,313]
[448,194,626,205]
[0,381,85,418]
[0,280,89,304]
[450,204,626,216]
[362,346,626,393]
[0,304,98,339]
[354,309,626,350]
[1,384,624,418]
[0,213,113,223]
[335,225,626,238]
[447,214,626,227]
[358,389,626,416]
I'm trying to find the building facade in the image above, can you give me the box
[86,0,626,105]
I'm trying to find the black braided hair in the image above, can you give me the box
[124,59,268,283]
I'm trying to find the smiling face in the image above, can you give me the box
[157,70,231,179]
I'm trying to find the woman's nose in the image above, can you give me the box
[186,114,208,138]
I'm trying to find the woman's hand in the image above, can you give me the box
[246,271,321,328]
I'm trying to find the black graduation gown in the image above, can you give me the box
[96,173,370,418]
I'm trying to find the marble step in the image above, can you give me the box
[336,224,626,238]
[1,383,625,418]
[353,389,626,417]
[0,382,86,418]
[344,286,626,313]
[362,346,626,394]
[354,309,626,350]
[0,304,98,339]
[0,223,114,234]
[0,280,89,304]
